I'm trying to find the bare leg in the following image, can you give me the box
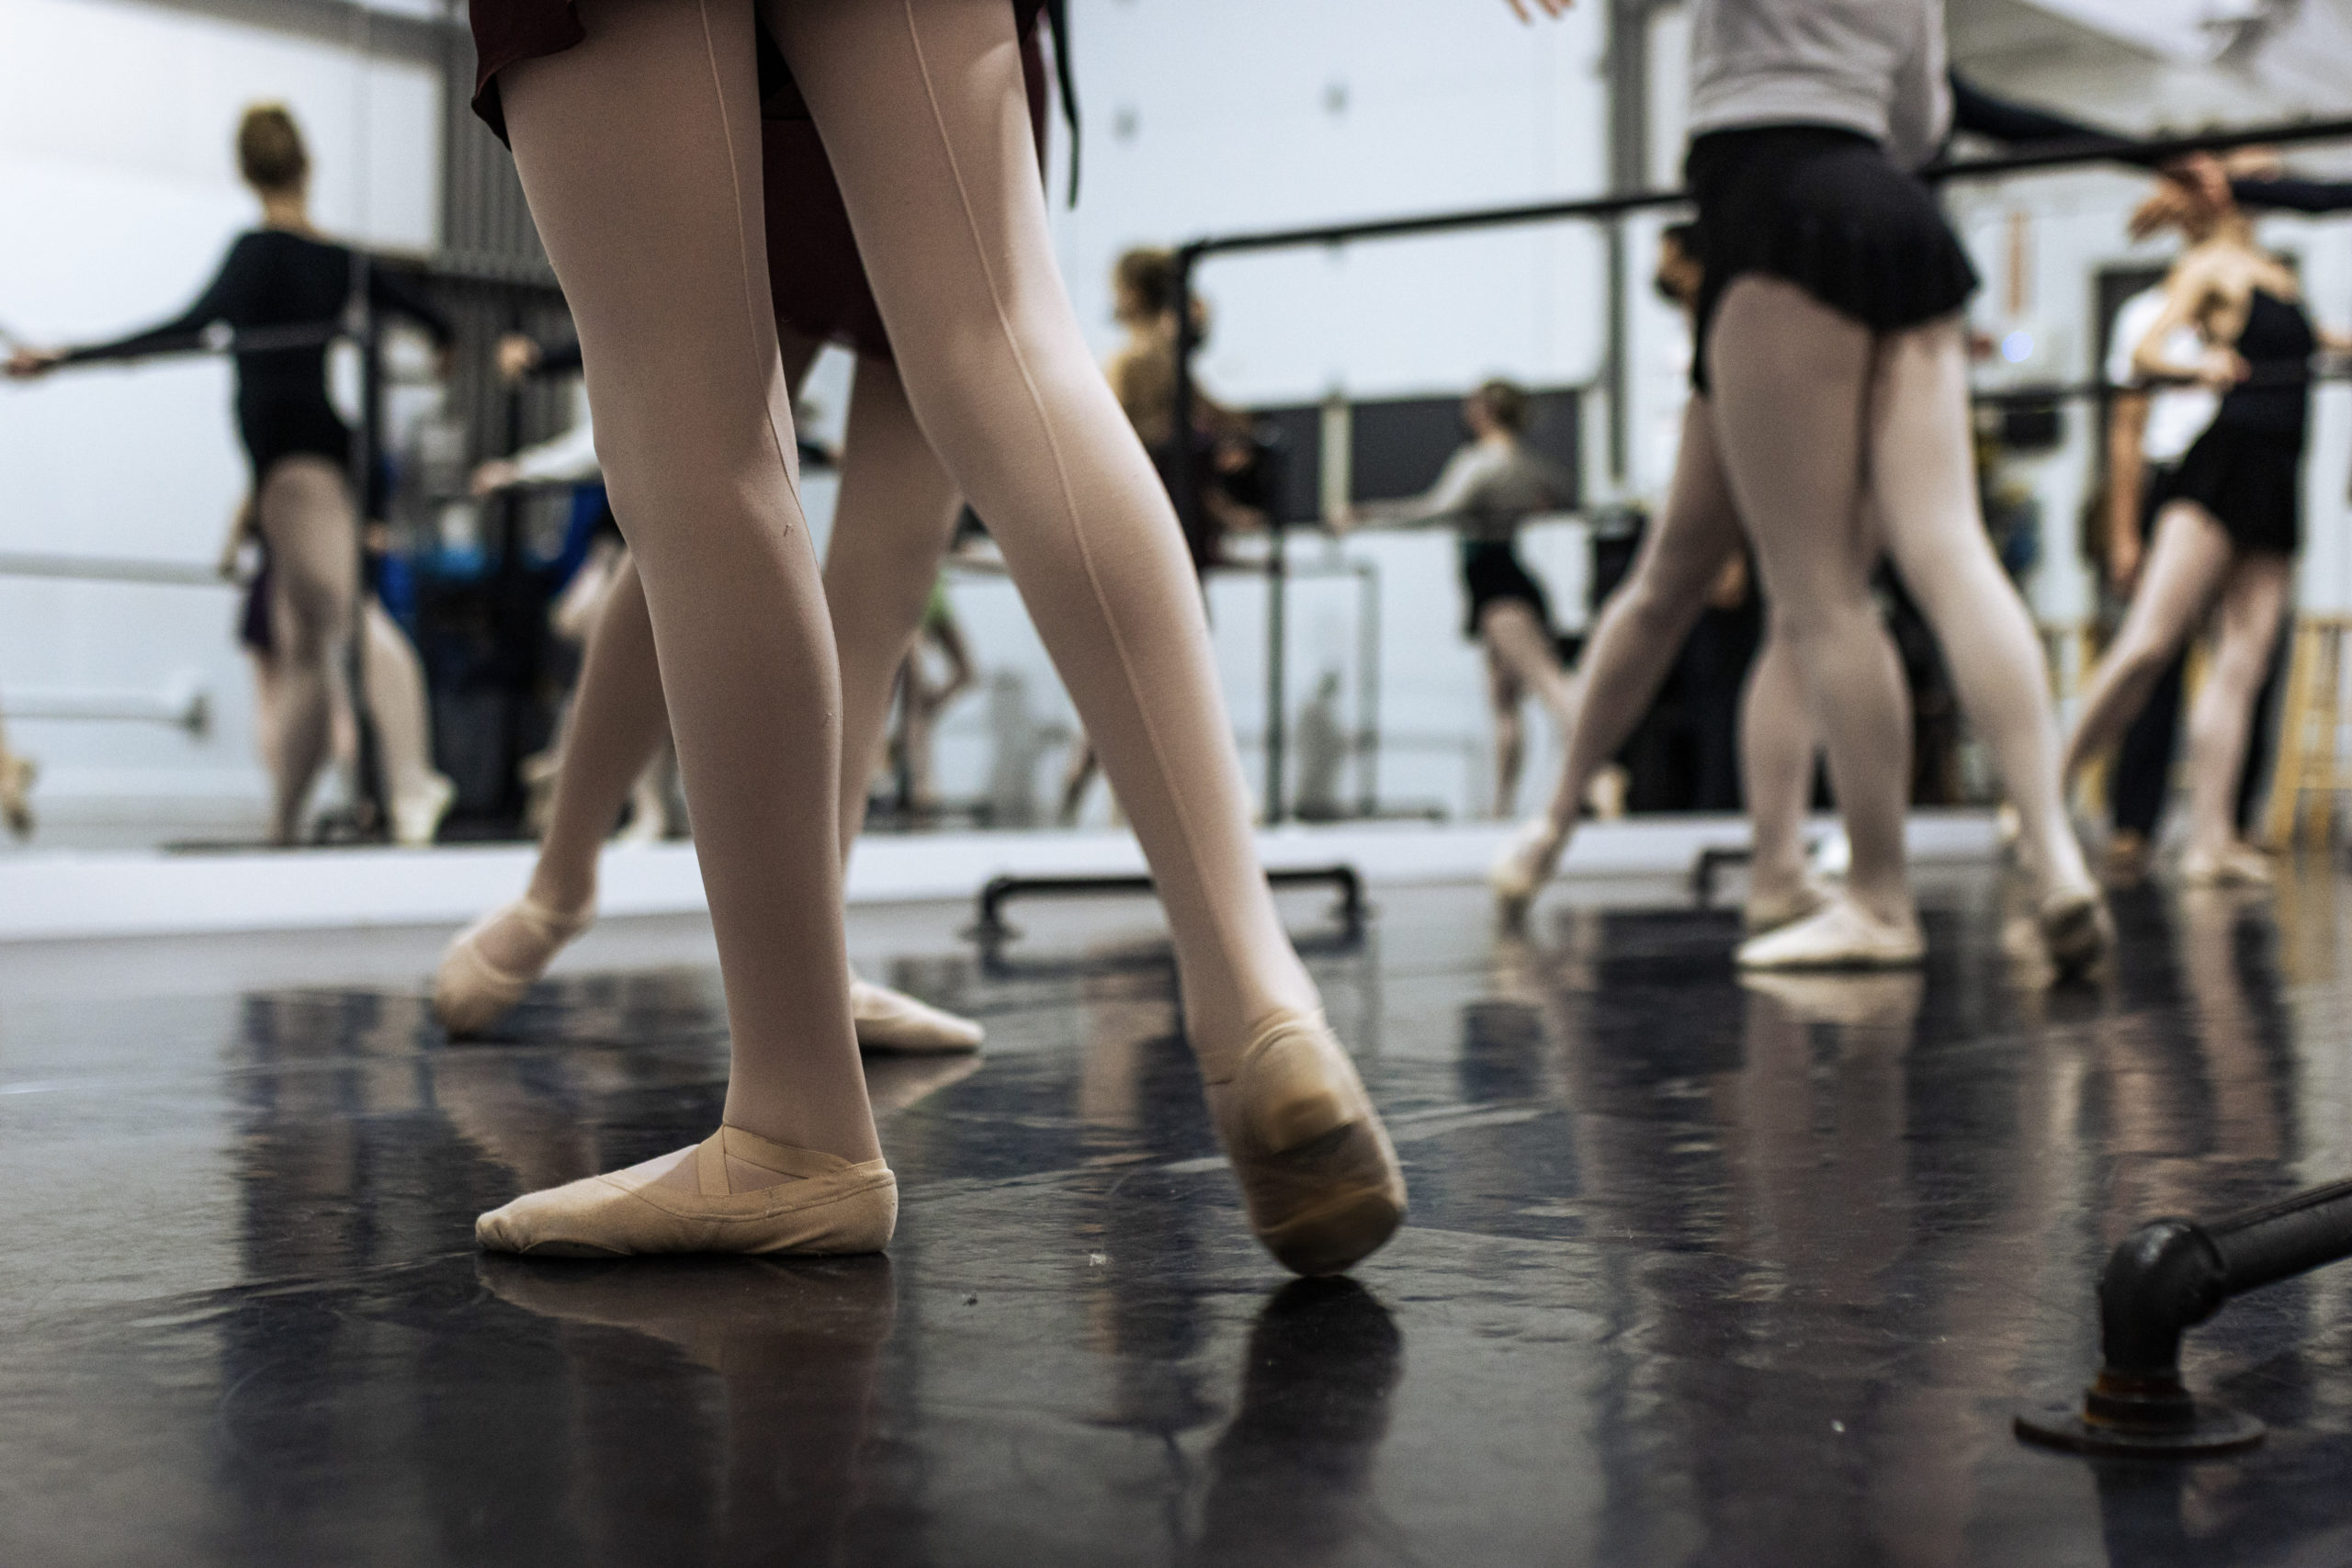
[1741,624,1818,910]
[1708,279,1913,931]
[1865,321,2094,905]
[500,0,875,1168]
[2182,552,2290,863]
[2065,502,2235,787]
[1484,639,1524,818]
[253,455,357,846]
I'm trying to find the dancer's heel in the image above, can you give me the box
[2038,886,2113,977]
[433,897,593,1037]
[475,1124,897,1258]
[1204,1012,1407,1278]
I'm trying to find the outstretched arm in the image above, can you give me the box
[13,237,254,375]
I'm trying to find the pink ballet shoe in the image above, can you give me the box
[1203,1011,1407,1277]
[475,1124,896,1258]
[1743,875,1833,935]
[433,897,593,1037]
[1489,818,1563,917]
[851,976,984,1054]
[1736,895,1923,971]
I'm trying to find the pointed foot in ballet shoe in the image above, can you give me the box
[2178,844,2275,889]
[852,977,984,1055]
[433,897,593,1038]
[1744,875,1834,936]
[1204,1012,1407,1278]
[2038,887,2113,980]
[475,1124,897,1258]
[1735,896,1923,972]
[391,773,456,849]
[1489,818,1560,918]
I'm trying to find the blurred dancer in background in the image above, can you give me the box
[9,104,456,847]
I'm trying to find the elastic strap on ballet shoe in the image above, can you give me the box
[695,1125,873,1196]
[1204,1008,1329,1089]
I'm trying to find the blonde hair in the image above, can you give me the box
[237,103,309,193]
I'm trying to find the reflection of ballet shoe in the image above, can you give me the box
[478,1251,898,1370]
[1740,967,1926,1029]
[863,1053,983,1118]
[391,772,456,848]
[1203,1012,1407,1277]
[433,896,593,1037]
[2038,886,2114,977]
[1744,875,1832,935]
[1488,818,1562,918]
[475,1124,896,1258]
[1736,896,1923,971]
[2178,843,2274,888]
[0,754,34,840]
[852,976,984,1054]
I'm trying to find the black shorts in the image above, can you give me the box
[2169,423,2301,557]
[1685,125,1979,394]
[1460,540,1550,639]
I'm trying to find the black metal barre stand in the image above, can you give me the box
[1170,112,2352,829]
[968,864,1364,947]
[2017,1180,2352,1457]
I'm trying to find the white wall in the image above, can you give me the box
[0,0,441,841]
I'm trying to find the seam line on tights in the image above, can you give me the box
[897,0,1239,989]
[697,0,802,515]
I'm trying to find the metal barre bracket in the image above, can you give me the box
[2016,1179,2352,1458]
[968,863,1365,946]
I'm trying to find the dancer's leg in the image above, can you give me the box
[253,455,357,845]
[1707,279,1913,928]
[770,0,1318,1068]
[2065,502,2234,788]
[1524,400,1747,859]
[1484,638,1525,817]
[823,353,966,849]
[2182,553,2290,862]
[1865,320,2093,902]
[1481,601,1577,734]
[500,0,874,1166]
[1740,625,1818,908]
[360,600,454,843]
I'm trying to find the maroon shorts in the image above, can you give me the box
[469,1,1050,362]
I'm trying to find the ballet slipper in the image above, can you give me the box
[851,976,984,1055]
[0,754,35,840]
[1743,875,1832,935]
[1735,894,1923,972]
[391,772,456,849]
[2178,843,2274,888]
[1488,818,1563,915]
[475,1123,897,1258]
[1202,1011,1408,1277]
[2037,885,2113,977]
[433,896,593,1036]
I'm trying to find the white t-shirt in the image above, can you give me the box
[1687,0,1951,170]
[2106,288,2218,467]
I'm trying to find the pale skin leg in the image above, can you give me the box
[2065,502,2236,788]
[1480,598,1575,818]
[1706,279,1914,929]
[2181,554,2289,861]
[1740,627,1817,907]
[1485,637,1524,817]
[253,455,357,846]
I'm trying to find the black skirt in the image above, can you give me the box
[1684,125,1979,393]
[2169,423,2301,557]
[1460,539,1550,639]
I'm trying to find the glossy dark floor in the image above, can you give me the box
[10,864,2352,1566]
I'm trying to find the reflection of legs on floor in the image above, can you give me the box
[766,0,1401,1270]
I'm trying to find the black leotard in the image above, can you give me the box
[2168,288,2314,556]
[60,229,454,482]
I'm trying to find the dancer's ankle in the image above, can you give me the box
[523,873,594,925]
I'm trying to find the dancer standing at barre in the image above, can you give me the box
[7,106,457,848]
[1499,0,2109,974]
[459,0,1405,1272]
[2064,173,2344,886]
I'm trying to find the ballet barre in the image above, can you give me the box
[0,552,227,588]
[967,864,1365,949]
